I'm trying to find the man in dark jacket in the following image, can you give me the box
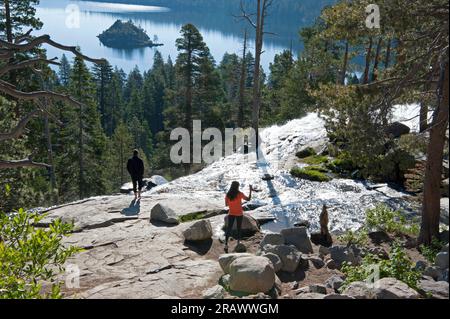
[127,149,145,199]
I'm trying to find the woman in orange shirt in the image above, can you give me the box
[224,181,253,253]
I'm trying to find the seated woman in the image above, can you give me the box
[224,181,253,253]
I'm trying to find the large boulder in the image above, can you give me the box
[326,275,345,291]
[342,281,375,299]
[182,220,213,241]
[435,252,449,270]
[419,279,449,299]
[224,214,260,237]
[229,256,275,294]
[280,227,313,254]
[218,253,253,274]
[261,252,283,273]
[374,278,420,299]
[329,245,360,268]
[423,266,445,281]
[260,233,285,248]
[150,203,179,225]
[263,244,304,273]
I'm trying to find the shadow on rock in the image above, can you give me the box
[184,239,213,256]
[121,199,140,216]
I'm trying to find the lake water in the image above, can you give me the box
[36,0,330,73]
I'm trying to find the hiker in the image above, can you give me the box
[224,181,253,253]
[127,149,145,200]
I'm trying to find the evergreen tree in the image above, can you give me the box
[110,122,133,187]
[57,54,72,87]
[92,60,113,131]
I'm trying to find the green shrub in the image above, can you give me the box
[178,211,207,223]
[302,155,329,165]
[0,209,80,299]
[338,229,369,246]
[341,244,421,291]
[326,154,355,173]
[290,167,331,182]
[366,204,419,236]
[420,238,446,263]
[296,147,316,159]
[306,165,330,173]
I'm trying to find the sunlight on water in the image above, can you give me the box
[78,1,170,13]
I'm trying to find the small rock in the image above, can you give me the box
[367,247,389,259]
[441,243,449,253]
[307,256,325,269]
[263,244,303,273]
[342,281,375,299]
[219,274,231,288]
[435,252,449,270]
[218,253,253,274]
[182,219,213,241]
[229,256,275,294]
[260,233,285,248]
[295,286,311,294]
[262,252,283,273]
[326,259,337,270]
[319,245,330,257]
[309,284,327,294]
[323,294,355,299]
[419,279,449,299]
[280,227,313,254]
[374,278,420,299]
[295,293,325,299]
[415,260,428,271]
[437,269,449,282]
[203,285,226,299]
[326,275,344,291]
[424,266,444,280]
[329,245,359,268]
[150,203,179,225]
[234,243,247,253]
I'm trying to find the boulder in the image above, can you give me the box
[326,259,337,270]
[218,253,253,274]
[374,278,420,299]
[260,233,285,248]
[435,252,449,270]
[326,275,345,291]
[385,122,410,138]
[438,269,448,282]
[234,243,247,253]
[342,281,375,299]
[306,255,325,269]
[182,220,213,241]
[224,214,260,237]
[419,279,449,299]
[424,266,445,280]
[229,256,275,294]
[280,227,313,254]
[329,245,360,268]
[203,285,226,299]
[263,244,304,273]
[415,260,428,271]
[294,220,310,228]
[262,253,283,273]
[150,203,179,225]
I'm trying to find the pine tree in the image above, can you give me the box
[58,54,72,87]
[110,122,133,187]
[92,60,113,131]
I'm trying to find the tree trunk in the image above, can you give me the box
[78,70,84,200]
[363,37,373,84]
[44,114,58,205]
[418,61,449,245]
[340,40,349,85]
[419,103,429,133]
[238,29,248,128]
[372,37,383,82]
[186,38,193,133]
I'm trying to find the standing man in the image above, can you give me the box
[127,149,145,200]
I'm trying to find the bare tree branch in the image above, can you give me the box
[0,109,42,141]
[0,158,51,169]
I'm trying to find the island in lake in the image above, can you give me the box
[98,20,163,49]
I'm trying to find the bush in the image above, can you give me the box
[290,167,331,182]
[420,238,446,263]
[338,229,369,246]
[341,244,421,291]
[295,147,316,159]
[366,204,419,236]
[326,153,355,173]
[302,155,329,165]
[0,209,80,299]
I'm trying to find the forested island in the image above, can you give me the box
[98,20,163,48]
